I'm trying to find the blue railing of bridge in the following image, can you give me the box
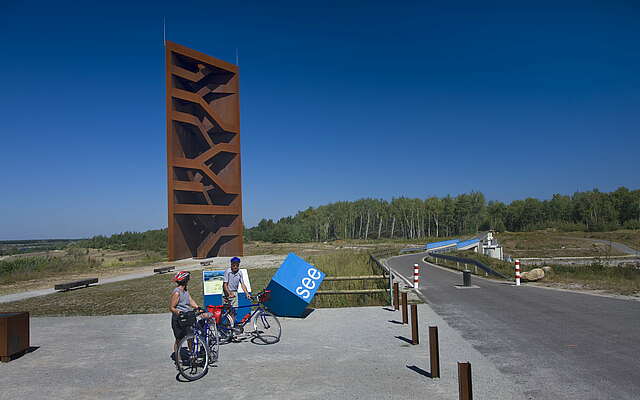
[426,239,459,250]
[456,239,480,249]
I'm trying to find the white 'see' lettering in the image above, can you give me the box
[295,267,321,299]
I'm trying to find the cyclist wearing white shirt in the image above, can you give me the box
[223,257,252,309]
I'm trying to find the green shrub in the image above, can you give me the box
[556,222,588,232]
[622,220,640,230]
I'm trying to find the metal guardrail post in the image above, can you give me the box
[458,362,473,400]
[401,292,408,324]
[393,282,399,310]
[429,326,440,378]
[411,304,419,345]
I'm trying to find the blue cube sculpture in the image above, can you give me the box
[264,253,325,317]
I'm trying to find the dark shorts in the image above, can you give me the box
[171,316,192,341]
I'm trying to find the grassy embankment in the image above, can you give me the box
[0,248,166,286]
[496,230,640,258]
[0,249,390,316]
[430,250,640,296]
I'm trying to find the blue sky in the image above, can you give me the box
[1,1,638,240]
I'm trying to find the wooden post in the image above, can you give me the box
[411,304,419,345]
[458,362,472,400]
[393,282,399,310]
[401,292,408,324]
[429,326,440,378]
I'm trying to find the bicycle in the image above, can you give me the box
[208,289,281,345]
[174,308,219,381]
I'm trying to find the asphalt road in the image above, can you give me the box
[388,252,640,400]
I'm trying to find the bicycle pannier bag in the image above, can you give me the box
[178,310,196,327]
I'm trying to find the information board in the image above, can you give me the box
[202,269,252,322]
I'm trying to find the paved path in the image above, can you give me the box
[387,252,640,400]
[0,306,524,400]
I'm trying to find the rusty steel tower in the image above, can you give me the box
[165,41,243,261]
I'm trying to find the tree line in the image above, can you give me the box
[76,229,167,252]
[246,187,640,243]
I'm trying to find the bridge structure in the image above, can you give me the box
[421,231,503,260]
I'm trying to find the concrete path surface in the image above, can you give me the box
[0,306,524,400]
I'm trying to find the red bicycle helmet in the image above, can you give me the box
[172,270,190,284]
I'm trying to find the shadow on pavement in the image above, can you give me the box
[395,336,413,345]
[175,367,209,383]
[388,320,403,325]
[4,346,40,362]
[250,336,280,346]
[407,365,432,378]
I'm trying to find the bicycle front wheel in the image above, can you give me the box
[216,313,235,344]
[176,334,209,381]
[252,310,281,344]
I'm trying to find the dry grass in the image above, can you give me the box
[308,250,389,308]
[0,249,394,316]
[243,240,410,256]
[567,230,640,251]
[0,248,165,286]
[542,264,640,296]
[496,231,632,258]
[0,267,278,317]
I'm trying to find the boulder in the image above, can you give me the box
[542,266,553,273]
[522,268,545,281]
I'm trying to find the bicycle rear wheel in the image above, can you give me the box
[252,310,281,344]
[207,322,219,364]
[176,334,209,381]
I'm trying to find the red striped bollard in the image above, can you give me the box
[413,263,420,289]
[515,259,521,286]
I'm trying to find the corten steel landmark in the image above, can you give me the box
[166,41,243,261]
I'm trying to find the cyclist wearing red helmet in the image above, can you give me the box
[169,270,201,360]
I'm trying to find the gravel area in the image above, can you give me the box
[0,305,523,399]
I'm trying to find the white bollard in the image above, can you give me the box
[413,263,420,289]
[515,259,521,286]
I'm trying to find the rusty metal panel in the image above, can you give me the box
[166,41,243,261]
[0,312,29,362]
